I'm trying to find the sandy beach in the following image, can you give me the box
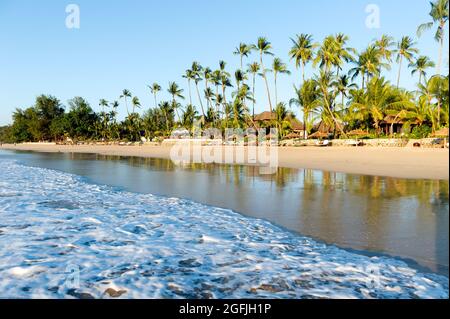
[1,143,448,180]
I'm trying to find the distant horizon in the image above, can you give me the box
[1,0,449,126]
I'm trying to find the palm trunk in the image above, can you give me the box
[195,82,205,117]
[437,22,444,75]
[301,62,305,85]
[274,72,278,107]
[154,94,157,108]
[188,79,192,105]
[303,112,307,140]
[252,73,256,122]
[362,73,365,90]
[260,54,273,113]
[222,85,228,125]
[125,98,129,116]
[397,55,403,88]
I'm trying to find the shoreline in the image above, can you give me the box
[1,143,449,180]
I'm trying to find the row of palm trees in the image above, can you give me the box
[7,0,448,143]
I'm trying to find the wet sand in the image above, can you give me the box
[1,143,448,180]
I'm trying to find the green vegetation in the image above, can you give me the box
[3,0,449,143]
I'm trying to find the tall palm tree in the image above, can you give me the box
[219,61,233,121]
[148,83,161,108]
[203,67,213,110]
[233,43,252,70]
[335,75,357,109]
[349,45,387,89]
[333,33,355,76]
[120,89,132,115]
[394,36,419,88]
[374,34,396,63]
[272,57,291,106]
[409,56,436,85]
[182,70,195,105]
[289,79,321,139]
[247,62,260,120]
[289,33,316,85]
[191,61,205,117]
[167,81,185,123]
[252,37,274,112]
[417,0,449,75]
[313,35,339,74]
[99,99,109,113]
[131,96,141,114]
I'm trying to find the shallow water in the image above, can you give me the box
[0,157,448,299]
[2,150,448,277]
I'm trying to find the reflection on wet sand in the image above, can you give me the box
[7,151,450,276]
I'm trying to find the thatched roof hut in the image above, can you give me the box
[309,131,330,139]
[254,111,276,122]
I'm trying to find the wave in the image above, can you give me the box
[0,160,447,299]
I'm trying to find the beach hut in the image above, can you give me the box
[308,131,330,139]
[347,129,370,137]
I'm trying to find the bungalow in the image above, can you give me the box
[253,112,305,138]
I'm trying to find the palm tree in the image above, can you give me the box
[349,45,387,89]
[182,70,195,105]
[99,99,109,113]
[273,102,292,138]
[394,36,419,87]
[219,61,233,122]
[148,83,161,108]
[313,35,338,73]
[409,56,436,86]
[233,43,252,70]
[272,57,291,106]
[289,79,321,139]
[159,101,173,133]
[374,34,396,63]
[289,33,316,85]
[335,75,357,109]
[417,0,449,75]
[167,81,185,123]
[120,89,132,115]
[252,37,274,112]
[131,96,141,114]
[191,62,205,117]
[333,33,355,76]
[247,62,260,120]
[203,67,213,110]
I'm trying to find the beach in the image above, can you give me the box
[1,143,448,180]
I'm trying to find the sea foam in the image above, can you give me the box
[0,160,448,299]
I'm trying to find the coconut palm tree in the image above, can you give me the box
[289,79,321,139]
[149,83,161,108]
[289,33,316,85]
[131,96,141,114]
[99,99,109,113]
[417,0,449,75]
[333,33,355,76]
[233,43,252,70]
[394,36,419,87]
[203,67,213,110]
[252,37,274,112]
[374,34,396,63]
[167,81,185,123]
[191,62,205,117]
[247,62,260,120]
[335,75,357,109]
[409,55,436,86]
[219,61,233,121]
[272,57,291,106]
[182,69,195,105]
[313,35,339,73]
[120,89,132,115]
[349,45,387,89]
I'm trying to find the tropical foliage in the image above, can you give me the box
[2,0,448,143]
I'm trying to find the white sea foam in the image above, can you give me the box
[0,160,448,299]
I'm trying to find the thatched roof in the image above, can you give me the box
[254,111,276,121]
[432,127,449,137]
[381,115,404,125]
[284,132,301,139]
[290,118,305,131]
[309,131,330,139]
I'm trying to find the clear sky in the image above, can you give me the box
[0,0,448,125]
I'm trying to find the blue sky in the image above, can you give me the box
[0,0,448,125]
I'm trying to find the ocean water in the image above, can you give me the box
[0,159,448,299]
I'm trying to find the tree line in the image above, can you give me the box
[1,0,448,143]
